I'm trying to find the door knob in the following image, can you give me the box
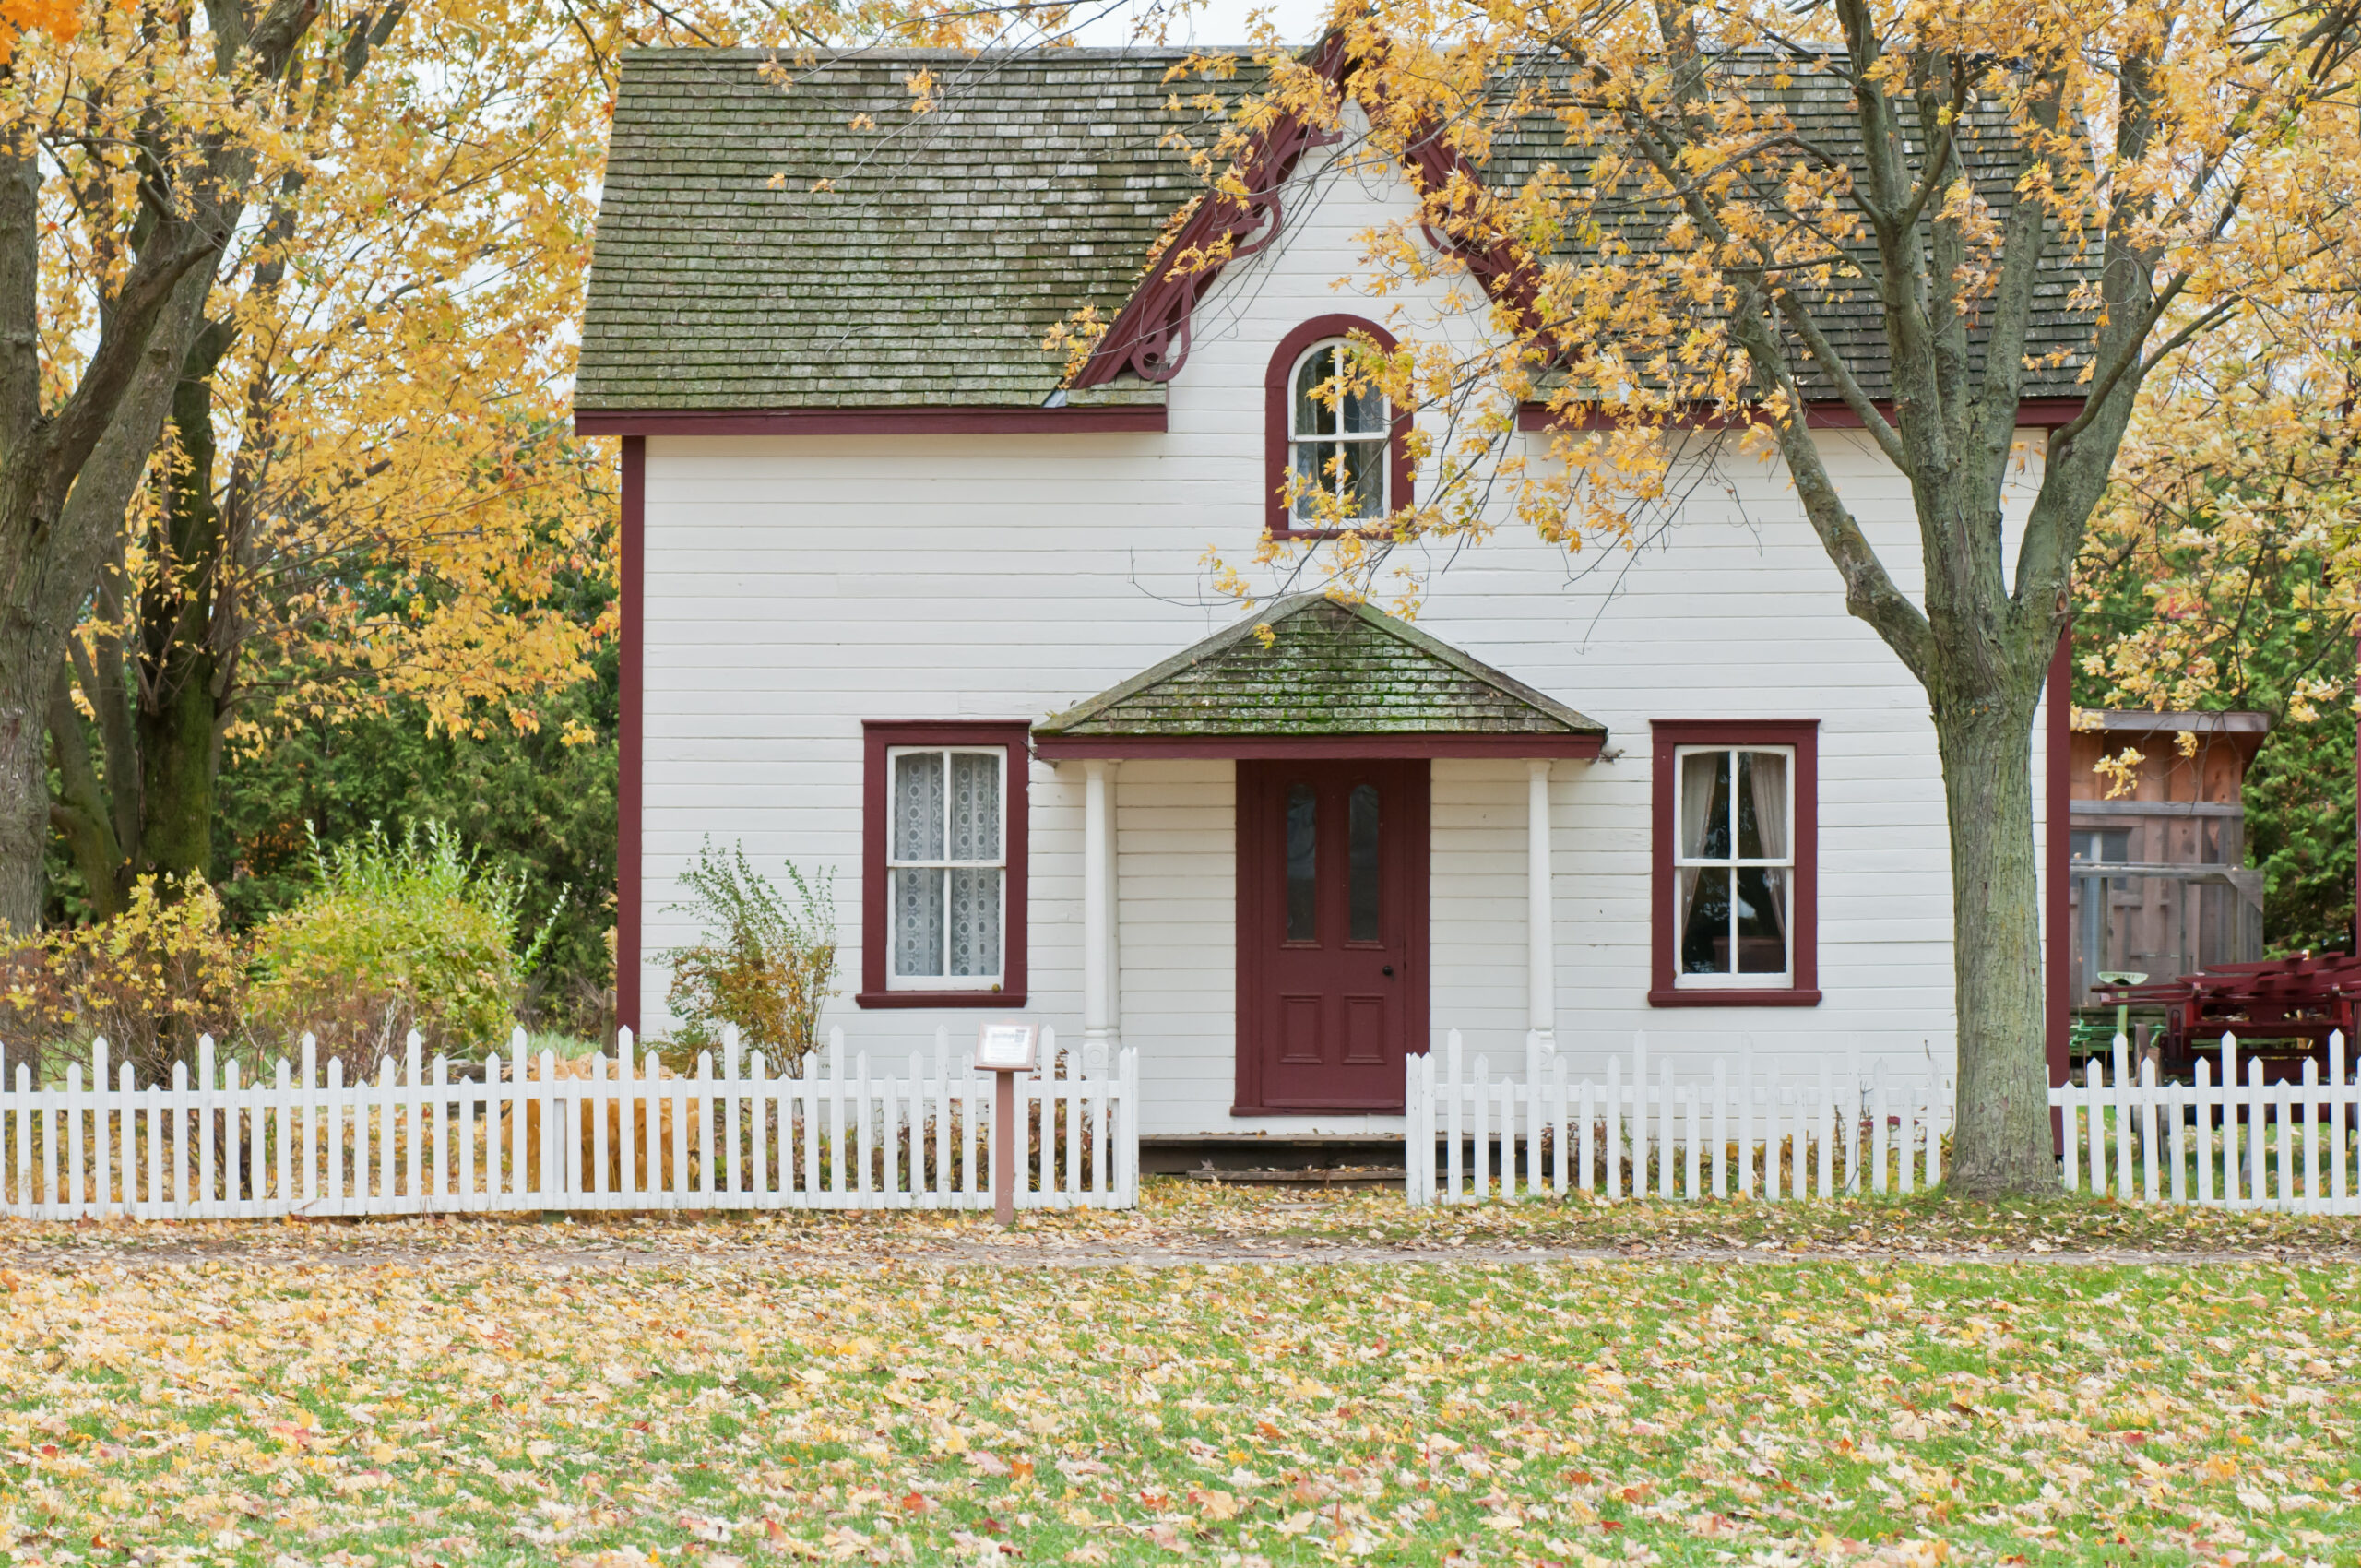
[1382,965,1395,978]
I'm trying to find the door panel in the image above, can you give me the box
[1236,759,1429,1111]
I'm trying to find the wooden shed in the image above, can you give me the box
[2067,710,2269,1010]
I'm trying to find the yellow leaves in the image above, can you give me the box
[2093,746,2144,800]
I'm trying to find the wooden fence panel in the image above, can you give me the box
[0,1025,1138,1219]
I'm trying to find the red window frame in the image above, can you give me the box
[1649,719,1821,1006]
[857,720,1031,1009]
[1265,315,1414,540]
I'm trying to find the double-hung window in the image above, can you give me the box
[1673,745,1794,984]
[888,747,1005,988]
[1288,339,1390,525]
[860,722,1028,1007]
[1265,316,1407,538]
[1650,720,1819,1004]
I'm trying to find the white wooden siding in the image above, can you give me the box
[636,143,2054,1136]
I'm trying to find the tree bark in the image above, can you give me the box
[1928,657,2058,1195]
[0,266,214,929]
[134,323,235,886]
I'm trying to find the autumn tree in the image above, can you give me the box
[2076,325,2360,949]
[1210,0,2361,1192]
[18,0,1169,929]
[1,0,343,933]
[43,0,616,919]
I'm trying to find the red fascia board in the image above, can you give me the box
[574,406,1166,437]
[1517,397,2087,433]
[616,435,645,1042]
[1032,732,1604,760]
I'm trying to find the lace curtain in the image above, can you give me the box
[891,750,1002,980]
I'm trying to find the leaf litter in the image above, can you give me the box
[0,1187,2356,1564]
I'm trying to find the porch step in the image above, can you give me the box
[1181,1164,1406,1188]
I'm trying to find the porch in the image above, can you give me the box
[1031,595,1603,1129]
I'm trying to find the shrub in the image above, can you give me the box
[0,875,247,1086]
[661,841,837,1069]
[249,821,560,1069]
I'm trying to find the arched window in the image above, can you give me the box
[1264,315,1408,538]
[1287,339,1390,524]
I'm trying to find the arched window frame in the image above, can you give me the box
[1264,315,1412,540]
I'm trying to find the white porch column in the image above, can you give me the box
[1526,759,1556,1053]
[1101,762,1121,1050]
[1083,760,1116,1056]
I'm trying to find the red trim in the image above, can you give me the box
[1071,35,1554,393]
[2047,630,2071,1096]
[1072,34,1352,388]
[1233,759,1428,1115]
[575,407,1164,437]
[1519,397,2087,433]
[858,721,1032,1011]
[617,436,645,1041]
[1264,315,1415,540]
[1649,720,1821,1006]
[1034,732,1602,760]
[1648,989,1825,1008]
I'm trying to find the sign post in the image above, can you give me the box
[976,1022,1039,1227]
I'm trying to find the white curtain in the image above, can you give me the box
[1677,750,1723,944]
[1744,750,1789,953]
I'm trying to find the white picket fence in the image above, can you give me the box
[0,1025,1138,1220]
[1406,1032,1952,1206]
[2058,1031,2361,1213]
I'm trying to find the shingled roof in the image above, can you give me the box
[578,44,2099,415]
[1031,596,1606,747]
[577,48,1225,413]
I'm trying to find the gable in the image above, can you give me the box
[1033,595,1607,747]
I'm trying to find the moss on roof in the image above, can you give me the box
[577,48,1228,413]
[579,46,2099,414]
[1033,596,1606,739]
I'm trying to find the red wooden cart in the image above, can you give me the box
[2094,953,2361,1081]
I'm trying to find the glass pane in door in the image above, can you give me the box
[1286,784,1318,941]
[1348,783,1381,942]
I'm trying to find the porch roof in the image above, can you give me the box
[1032,596,1606,758]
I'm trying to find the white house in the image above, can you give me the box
[574,43,2081,1146]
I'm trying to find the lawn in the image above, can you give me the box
[3,1192,2357,1566]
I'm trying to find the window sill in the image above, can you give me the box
[1648,987,1822,1008]
[855,990,1027,1010]
[1266,525,1384,541]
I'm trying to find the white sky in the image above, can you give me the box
[1062,0,1334,49]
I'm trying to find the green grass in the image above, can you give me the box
[3,1205,2358,1563]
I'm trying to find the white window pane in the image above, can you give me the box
[949,752,1000,861]
[1342,375,1387,435]
[1294,346,1338,437]
[893,752,944,861]
[892,867,944,977]
[1292,440,1332,519]
[948,868,1002,978]
[1679,751,1727,860]
[1738,750,1788,861]
[1680,865,1731,974]
[1342,439,1384,517]
[1737,866,1788,973]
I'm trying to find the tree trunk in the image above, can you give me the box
[0,267,216,931]
[134,327,233,886]
[1931,661,2058,1196]
[0,620,52,933]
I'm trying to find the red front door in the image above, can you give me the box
[1236,759,1430,1112]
